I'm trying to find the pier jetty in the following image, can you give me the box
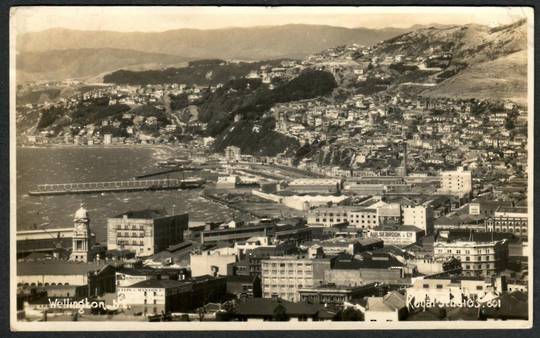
[28,178,205,196]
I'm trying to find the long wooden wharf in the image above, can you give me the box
[28,178,204,196]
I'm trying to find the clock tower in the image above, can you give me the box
[70,204,92,262]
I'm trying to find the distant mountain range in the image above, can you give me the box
[16,48,190,84]
[16,24,412,83]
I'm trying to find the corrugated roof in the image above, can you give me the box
[127,279,188,289]
[332,252,404,270]
[17,261,111,276]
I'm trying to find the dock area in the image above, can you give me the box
[28,178,205,196]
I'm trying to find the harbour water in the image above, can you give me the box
[16,146,244,243]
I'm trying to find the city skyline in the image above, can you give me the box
[11,5,533,330]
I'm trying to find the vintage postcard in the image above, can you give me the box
[10,6,534,331]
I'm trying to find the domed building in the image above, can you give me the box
[74,205,89,220]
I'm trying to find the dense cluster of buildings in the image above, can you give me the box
[16,168,528,321]
[16,41,529,323]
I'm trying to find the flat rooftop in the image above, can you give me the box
[112,209,168,219]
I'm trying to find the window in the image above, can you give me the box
[476,285,483,290]
[423,284,429,289]
[436,284,443,289]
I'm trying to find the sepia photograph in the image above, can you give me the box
[9,5,534,331]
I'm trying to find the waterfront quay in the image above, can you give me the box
[28,178,204,196]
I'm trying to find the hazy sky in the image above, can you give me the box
[12,6,531,34]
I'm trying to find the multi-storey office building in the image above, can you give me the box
[347,208,379,229]
[403,203,434,234]
[486,206,528,240]
[406,275,508,304]
[306,206,364,228]
[433,237,508,278]
[107,210,188,257]
[260,256,332,302]
[440,167,472,196]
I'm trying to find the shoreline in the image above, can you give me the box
[17,143,179,150]
[17,143,184,161]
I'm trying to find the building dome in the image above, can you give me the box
[74,205,88,220]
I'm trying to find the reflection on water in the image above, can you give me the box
[16,146,243,243]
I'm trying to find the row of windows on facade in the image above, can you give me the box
[18,282,70,286]
[463,264,493,269]
[263,277,313,283]
[422,284,485,290]
[262,262,312,268]
[117,240,146,246]
[117,232,146,238]
[489,226,526,233]
[490,220,528,226]
[437,254,494,262]
[301,295,348,302]
[315,213,376,219]
[437,249,494,254]
[316,218,377,223]
[263,270,312,275]
[264,284,308,289]
[263,292,296,299]
[116,225,147,230]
